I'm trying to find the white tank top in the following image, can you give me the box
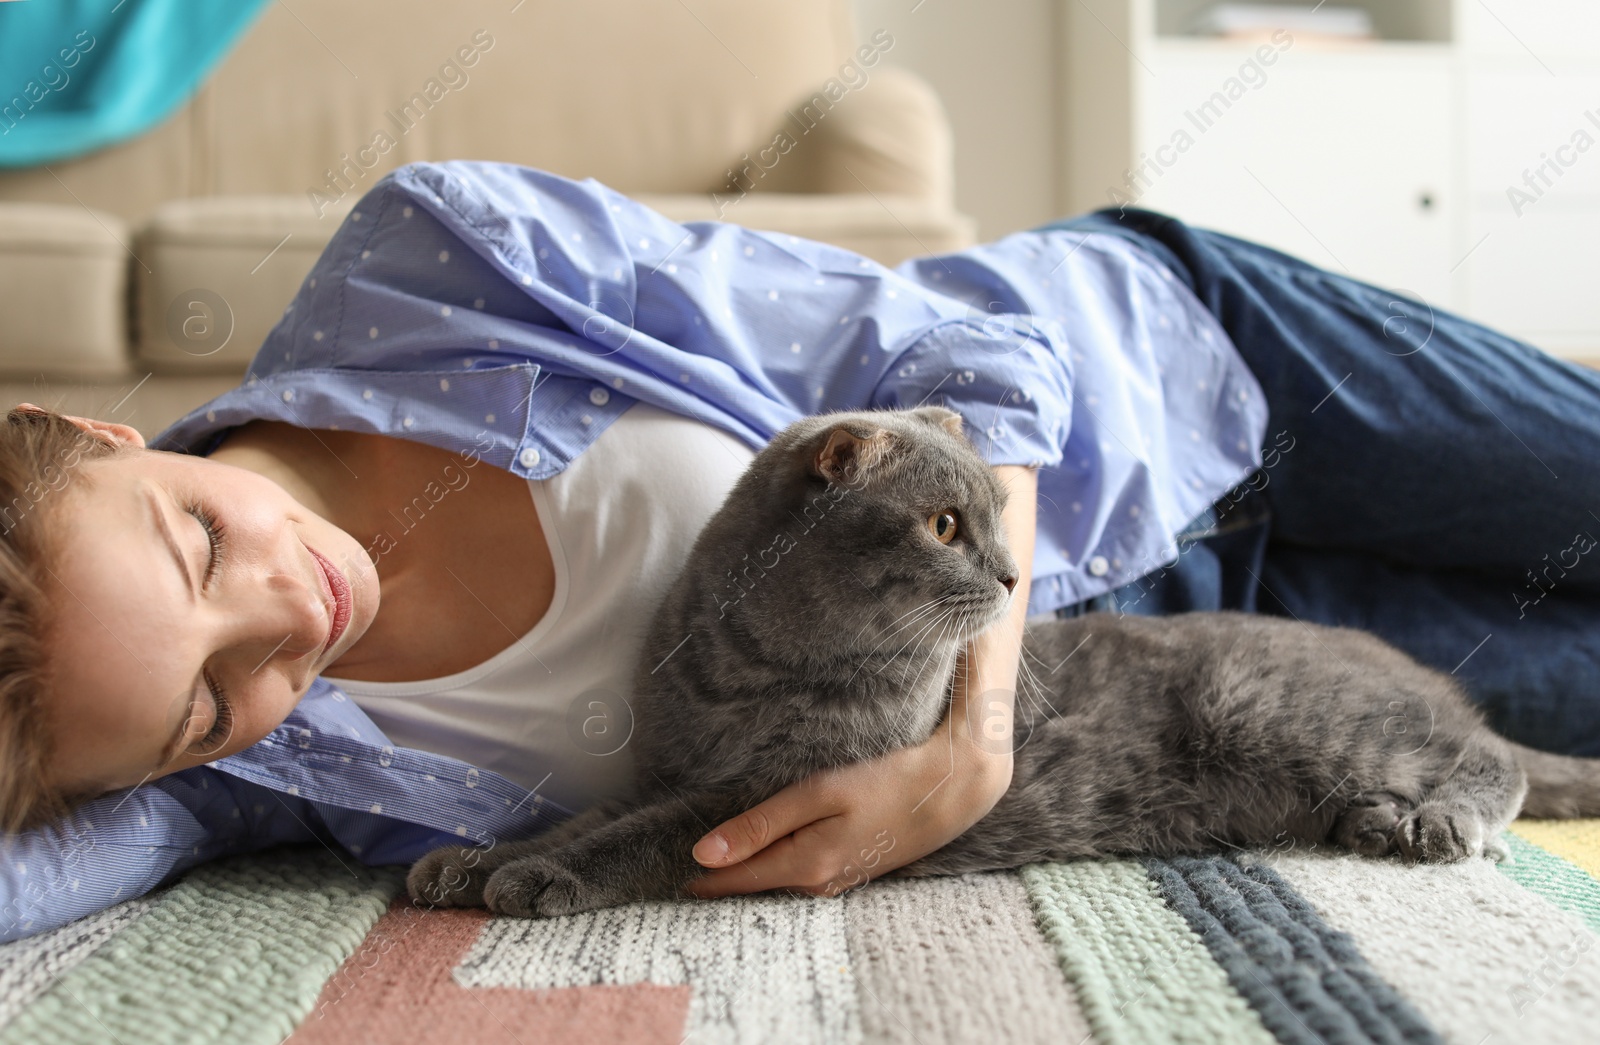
[322,402,757,815]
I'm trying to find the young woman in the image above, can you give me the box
[2,160,1596,944]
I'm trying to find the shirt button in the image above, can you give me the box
[519,447,541,468]
[1087,555,1110,577]
[589,387,610,406]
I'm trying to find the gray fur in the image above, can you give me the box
[408,405,1600,917]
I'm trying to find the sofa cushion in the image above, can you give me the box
[634,192,976,265]
[0,374,242,439]
[199,1,858,202]
[134,195,352,373]
[0,202,130,378]
[745,67,957,205]
[135,189,975,375]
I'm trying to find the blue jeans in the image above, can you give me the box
[1038,208,1600,757]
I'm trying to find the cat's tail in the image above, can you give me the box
[1510,741,1600,818]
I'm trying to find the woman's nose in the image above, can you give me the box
[255,569,330,659]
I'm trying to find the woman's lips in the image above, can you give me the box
[308,546,353,654]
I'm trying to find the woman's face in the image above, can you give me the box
[40,414,380,798]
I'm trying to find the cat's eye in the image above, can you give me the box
[928,510,959,544]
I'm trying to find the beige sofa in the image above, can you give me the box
[0,0,975,437]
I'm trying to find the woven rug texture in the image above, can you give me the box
[2,819,1598,1044]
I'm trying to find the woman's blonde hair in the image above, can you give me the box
[0,406,123,834]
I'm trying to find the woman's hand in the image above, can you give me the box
[683,723,1014,898]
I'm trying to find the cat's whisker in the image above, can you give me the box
[1015,650,1059,719]
[876,599,959,653]
[914,608,969,691]
[845,594,961,686]
[899,611,963,728]
[860,605,956,743]
[860,595,954,656]
[1007,664,1039,723]
[877,606,955,681]
[878,609,956,740]
[1021,642,1053,672]
[850,594,946,650]
[895,608,956,690]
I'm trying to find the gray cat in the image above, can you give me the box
[407,405,1600,917]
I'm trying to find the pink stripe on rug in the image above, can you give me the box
[288,898,690,1045]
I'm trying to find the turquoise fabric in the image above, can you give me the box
[0,0,273,167]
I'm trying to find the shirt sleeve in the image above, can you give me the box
[0,766,324,945]
[374,161,1074,467]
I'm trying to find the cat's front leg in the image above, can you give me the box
[408,835,552,908]
[483,797,720,918]
[407,803,621,908]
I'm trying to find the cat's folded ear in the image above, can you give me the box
[812,424,896,486]
[909,405,965,437]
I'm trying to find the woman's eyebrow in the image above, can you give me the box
[144,486,196,602]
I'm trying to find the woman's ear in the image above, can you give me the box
[14,403,146,450]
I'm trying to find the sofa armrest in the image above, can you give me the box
[637,192,975,268]
[749,66,957,206]
[0,203,132,379]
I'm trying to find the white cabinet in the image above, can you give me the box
[1458,0,1600,58]
[1061,0,1600,358]
[1134,44,1456,305]
[1459,65,1600,353]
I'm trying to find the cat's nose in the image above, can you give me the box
[998,572,1017,594]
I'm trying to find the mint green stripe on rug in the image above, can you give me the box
[0,845,404,1045]
[0,894,161,1030]
[1498,831,1600,933]
[1019,860,1276,1045]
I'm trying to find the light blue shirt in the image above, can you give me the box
[0,160,1266,943]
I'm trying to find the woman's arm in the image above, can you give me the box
[0,767,308,944]
[686,464,1038,897]
[947,463,1038,774]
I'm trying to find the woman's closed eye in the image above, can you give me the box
[184,500,233,755]
[193,674,234,755]
[186,501,227,588]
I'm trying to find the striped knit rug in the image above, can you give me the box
[3,820,1597,1044]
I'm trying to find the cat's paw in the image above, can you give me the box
[483,854,608,918]
[1333,794,1404,857]
[407,843,497,908]
[1395,804,1484,864]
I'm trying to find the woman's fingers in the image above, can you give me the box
[684,831,817,898]
[690,778,842,868]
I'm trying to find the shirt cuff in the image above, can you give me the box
[870,318,1073,468]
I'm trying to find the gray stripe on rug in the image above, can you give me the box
[0,895,158,1030]
[1144,855,1443,1045]
[842,870,1090,1045]
[1270,847,1600,1045]
[454,892,861,1045]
